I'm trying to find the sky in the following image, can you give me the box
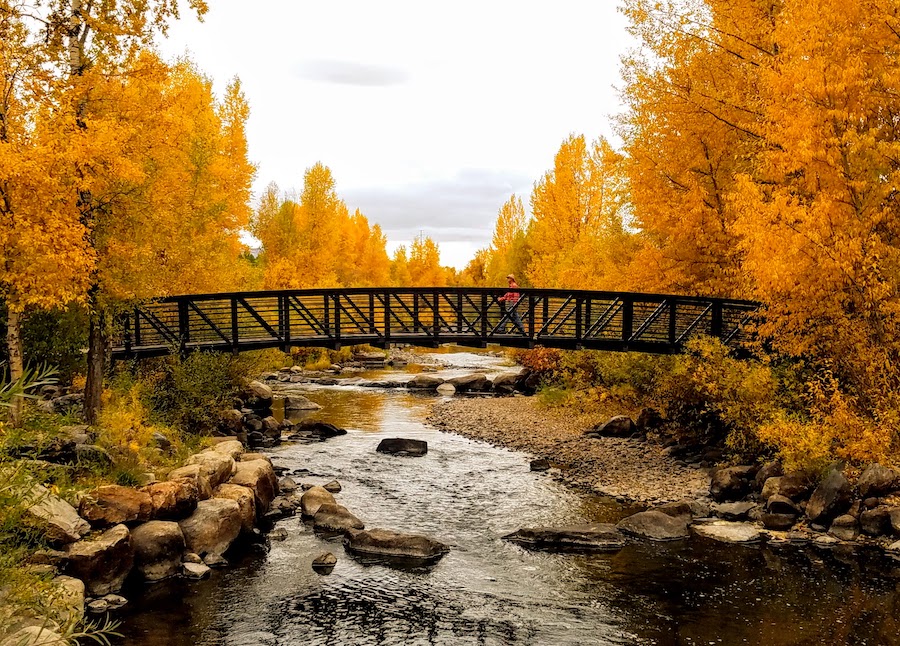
[157,1,636,269]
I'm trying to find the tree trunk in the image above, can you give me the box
[84,309,106,424]
[5,309,24,426]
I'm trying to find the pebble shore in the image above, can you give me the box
[428,397,709,505]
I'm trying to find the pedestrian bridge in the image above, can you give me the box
[110,287,759,359]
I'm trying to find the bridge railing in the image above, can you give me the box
[111,287,760,359]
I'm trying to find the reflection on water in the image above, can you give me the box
[116,353,900,646]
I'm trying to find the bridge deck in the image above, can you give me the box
[110,287,759,359]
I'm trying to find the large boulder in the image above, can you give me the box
[691,520,761,543]
[78,485,153,528]
[247,380,273,401]
[766,495,800,516]
[711,502,756,521]
[23,485,90,545]
[211,439,244,461]
[584,416,636,439]
[229,459,278,514]
[829,514,860,541]
[761,474,810,502]
[131,521,185,581]
[806,468,852,524]
[142,478,200,520]
[491,373,519,394]
[502,524,626,551]
[281,395,322,411]
[185,451,235,489]
[167,464,213,500]
[300,486,336,518]
[709,466,756,502]
[291,420,347,441]
[214,484,257,532]
[407,374,444,390]
[64,524,134,596]
[178,499,242,557]
[860,506,892,536]
[858,464,900,498]
[616,510,689,541]
[754,461,784,491]
[446,374,489,392]
[313,503,365,533]
[344,528,450,564]
[376,438,427,457]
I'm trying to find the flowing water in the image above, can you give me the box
[116,349,900,646]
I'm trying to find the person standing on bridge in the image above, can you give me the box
[498,274,526,335]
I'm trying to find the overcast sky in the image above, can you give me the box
[157,1,635,269]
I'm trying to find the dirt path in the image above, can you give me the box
[428,397,709,505]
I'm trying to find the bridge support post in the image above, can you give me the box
[622,296,633,343]
[177,300,189,356]
[383,290,391,346]
[230,298,239,355]
[669,299,677,346]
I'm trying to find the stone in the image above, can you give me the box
[761,513,797,531]
[711,502,756,521]
[247,380,273,401]
[131,521,185,581]
[278,477,298,493]
[407,374,444,389]
[229,459,278,514]
[829,514,860,541]
[376,438,427,457]
[264,495,301,522]
[654,500,695,520]
[313,503,365,533]
[860,506,892,536]
[773,473,812,501]
[101,594,128,610]
[616,510,690,541]
[807,468,852,524]
[61,425,92,446]
[344,528,450,564]
[183,552,203,564]
[766,494,800,516]
[167,464,213,501]
[491,373,520,394]
[0,627,66,646]
[222,409,244,432]
[185,451,235,489]
[23,484,91,545]
[178,499,242,557]
[64,524,134,596]
[322,480,341,493]
[203,553,228,568]
[182,562,211,580]
[241,453,272,464]
[530,458,551,472]
[858,463,900,498]
[709,466,755,502]
[501,524,627,551]
[281,395,323,411]
[312,552,337,574]
[446,374,489,392]
[889,508,900,536]
[300,486,336,517]
[691,521,762,543]
[584,415,636,438]
[270,528,288,541]
[87,599,110,614]
[291,421,347,440]
[211,439,244,461]
[78,485,153,528]
[635,407,663,432]
[49,575,85,624]
[754,461,784,491]
[152,432,172,452]
[142,478,200,520]
[435,383,456,395]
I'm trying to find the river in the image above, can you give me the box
[115,349,900,645]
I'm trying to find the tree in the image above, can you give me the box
[407,233,448,286]
[484,195,531,285]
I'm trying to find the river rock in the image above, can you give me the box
[292,420,348,440]
[407,374,444,390]
[313,503,365,533]
[503,524,626,551]
[178,498,242,557]
[247,380,273,402]
[278,477,298,493]
[167,464,213,501]
[185,451,235,489]
[435,383,456,395]
[323,480,342,493]
[761,473,810,502]
[585,415,636,438]
[312,552,337,574]
[23,484,91,545]
[281,395,322,411]
[711,502,756,521]
[829,514,859,541]
[860,506,892,536]
[49,575,85,624]
[211,439,244,461]
[761,512,797,531]
[446,374,489,392]
[78,485,153,528]
[692,521,761,543]
[344,528,450,563]
[807,468,851,524]
[64,524,134,596]
[491,373,519,394]
[616,510,689,541]
[754,461,784,491]
[131,521,185,581]
[376,438,427,456]
[229,459,278,514]
[654,500,695,520]
[709,466,755,502]
[0,626,67,646]
[530,458,551,472]
[858,463,900,498]
[204,553,228,568]
[213,484,257,532]
[766,495,800,516]
[142,478,200,520]
[182,562,210,580]
[300,486,335,517]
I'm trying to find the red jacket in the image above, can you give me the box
[500,281,520,303]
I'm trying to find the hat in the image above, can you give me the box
[507,274,515,280]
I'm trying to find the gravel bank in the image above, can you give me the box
[428,397,709,505]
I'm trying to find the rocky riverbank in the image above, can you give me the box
[428,397,709,504]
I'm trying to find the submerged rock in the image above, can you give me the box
[502,524,626,551]
[300,486,335,517]
[344,528,450,564]
[312,552,337,575]
[691,521,762,544]
[616,511,689,541]
[376,438,428,457]
[313,503,365,533]
[281,395,322,411]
